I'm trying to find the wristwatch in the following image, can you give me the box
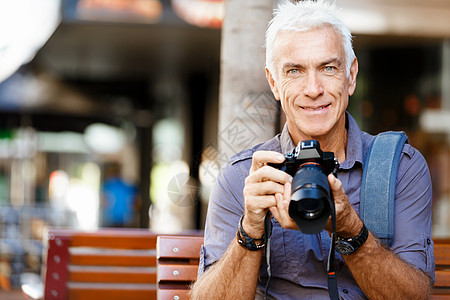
[236,215,266,251]
[335,223,369,255]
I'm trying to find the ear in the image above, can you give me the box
[348,58,358,96]
[265,67,281,100]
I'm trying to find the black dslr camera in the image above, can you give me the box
[270,140,339,234]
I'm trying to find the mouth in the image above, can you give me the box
[300,104,331,111]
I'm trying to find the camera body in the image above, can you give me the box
[270,140,339,234]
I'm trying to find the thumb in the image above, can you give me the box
[328,173,345,199]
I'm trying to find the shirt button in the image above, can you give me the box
[343,289,349,294]
[427,238,431,245]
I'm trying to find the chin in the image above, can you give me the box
[301,123,332,138]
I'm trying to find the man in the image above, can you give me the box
[191,1,434,299]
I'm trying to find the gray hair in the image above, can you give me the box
[265,0,355,77]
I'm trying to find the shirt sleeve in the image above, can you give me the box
[198,159,249,275]
[391,143,435,283]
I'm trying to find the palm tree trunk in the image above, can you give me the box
[217,0,279,165]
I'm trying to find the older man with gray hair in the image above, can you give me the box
[191,1,434,299]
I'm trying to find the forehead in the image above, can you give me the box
[273,26,344,66]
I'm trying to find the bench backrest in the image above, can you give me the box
[156,235,204,300]
[44,231,446,299]
[43,228,158,300]
[155,236,449,299]
[432,239,450,299]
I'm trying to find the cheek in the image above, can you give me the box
[326,79,348,100]
[279,80,299,100]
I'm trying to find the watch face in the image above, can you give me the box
[335,241,355,255]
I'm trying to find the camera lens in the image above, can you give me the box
[289,163,332,234]
[295,187,325,219]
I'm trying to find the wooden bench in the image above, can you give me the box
[41,228,159,300]
[24,231,448,299]
[432,238,450,299]
[156,236,450,299]
[156,235,204,300]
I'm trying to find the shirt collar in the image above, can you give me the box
[278,112,364,170]
[340,112,364,170]
[280,123,296,154]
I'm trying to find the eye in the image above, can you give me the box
[323,65,337,75]
[288,69,299,75]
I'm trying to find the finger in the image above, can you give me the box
[275,192,289,221]
[245,194,277,229]
[244,180,286,196]
[270,184,298,230]
[279,182,298,229]
[269,193,285,223]
[246,195,277,212]
[283,181,292,206]
[247,165,292,184]
[328,173,345,201]
[250,151,285,173]
[269,194,282,221]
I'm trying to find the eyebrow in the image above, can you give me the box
[282,62,303,70]
[281,58,343,70]
[320,58,342,67]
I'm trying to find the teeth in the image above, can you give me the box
[303,105,326,111]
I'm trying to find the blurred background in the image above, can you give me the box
[0,0,449,294]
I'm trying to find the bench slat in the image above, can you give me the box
[157,264,199,282]
[48,228,158,249]
[69,266,157,283]
[157,289,190,300]
[70,253,157,267]
[68,283,157,300]
[43,229,159,300]
[434,269,450,288]
[71,235,157,250]
[157,235,203,298]
[157,236,203,259]
[435,242,450,266]
[432,238,450,298]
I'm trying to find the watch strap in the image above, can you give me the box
[336,223,369,254]
[236,215,266,251]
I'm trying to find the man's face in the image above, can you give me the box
[266,26,358,142]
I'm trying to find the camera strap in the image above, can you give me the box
[263,211,273,300]
[360,131,407,246]
[263,206,339,300]
[327,193,339,300]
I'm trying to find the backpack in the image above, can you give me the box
[360,131,408,246]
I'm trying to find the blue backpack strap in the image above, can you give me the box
[360,131,408,246]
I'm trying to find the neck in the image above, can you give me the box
[290,124,348,163]
[317,129,347,163]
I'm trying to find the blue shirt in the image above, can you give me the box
[101,177,138,227]
[199,113,434,299]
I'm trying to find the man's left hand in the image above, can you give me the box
[270,181,299,230]
[326,173,363,237]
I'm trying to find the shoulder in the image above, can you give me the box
[228,134,282,165]
[365,131,429,182]
[360,131,375,156]
[398,142,429,180]
[217,134,282,186]
[361,131,417,162]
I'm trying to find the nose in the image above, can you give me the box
[303,72,324,99]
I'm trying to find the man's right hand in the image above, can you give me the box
[242,150,295,238]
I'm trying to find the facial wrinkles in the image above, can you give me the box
[270,27,352,142]
[278,77,301,114]
[278,58,348,114]
[279,70,344,112]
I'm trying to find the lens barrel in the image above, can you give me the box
[289,164,332,234]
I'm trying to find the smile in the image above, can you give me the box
[300,104,331,111]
